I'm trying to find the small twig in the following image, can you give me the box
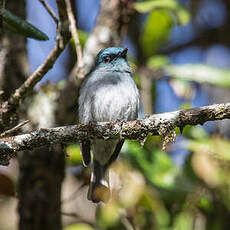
[0,0,70,134]
[39,0,58,24]
[1,1,70,117]
[65,0,85,79]
[0,120,29,137]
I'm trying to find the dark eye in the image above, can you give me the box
[103,54,116,63]
[103,55,111,63]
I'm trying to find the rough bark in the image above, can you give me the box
[1,103,230,165]
[0,0,28,100]
[0,0,28,132]
[17,145,65,230]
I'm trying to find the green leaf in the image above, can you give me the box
[97,202,121,228]
[70,30,89,49]
[140,9,173,56]
[126,140,178,189]
[199,195,213,212]
[64,223,94,230]
[147,55,170,69]
[134,0,190,25]
[182,126,208,140]
[1,8,49,40]
[65,144,82,164]
[173,212,193,230]
[165,64,230,88]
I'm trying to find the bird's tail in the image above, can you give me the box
[87,160,110,203]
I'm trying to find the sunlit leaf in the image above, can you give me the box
[173,212,193,230]
[199,195,213,212]
[134,0,190,25]
[165,64,230,88]
[1,8,49,40]
[126,140,192,191]
[64,223,94,230]
[140,9,173,56]
[147,55,170,69]
[97,201,121,228]
[182,126,209,140]
[65,144,82,164]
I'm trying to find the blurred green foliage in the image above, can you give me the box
[70,30,89,49]
[135,0,189,57]
[103,128,230,230]
[64,223,94,230]
[140,9,174,57]
[134,0,190,25]
[164,64,230,88]
[66,125,230,230]
[65,144,82,165]
[3,0,230,229]
[65,0,230,229]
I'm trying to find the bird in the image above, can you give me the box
[78,47,140,203]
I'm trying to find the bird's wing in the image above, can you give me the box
[107,139,125,167]
[80,140,91,167]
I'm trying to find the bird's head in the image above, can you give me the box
[94,47,131,72]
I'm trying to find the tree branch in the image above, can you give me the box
[65,0,85,79]
[0,120,29,137]
[39,0,59,25]
[0,103,230,165]
[0,0,70,132]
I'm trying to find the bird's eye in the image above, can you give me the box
[103,55,111,63]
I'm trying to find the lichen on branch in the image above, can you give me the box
[0,102,230,165]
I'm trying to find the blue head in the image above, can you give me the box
[94,47,131,72]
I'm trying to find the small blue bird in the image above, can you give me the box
[78,47,140,203]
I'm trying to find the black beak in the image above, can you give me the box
[118,48,128,58]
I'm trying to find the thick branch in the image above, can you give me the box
[0,103,230,165]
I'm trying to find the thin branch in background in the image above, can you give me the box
[8,42,67,107]
[39,0,58,24]
[65,0,85,79]
[0,120,29,137]
[0,3,70,118]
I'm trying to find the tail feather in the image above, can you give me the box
[87,160,110,203]
[80,140,91,167]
